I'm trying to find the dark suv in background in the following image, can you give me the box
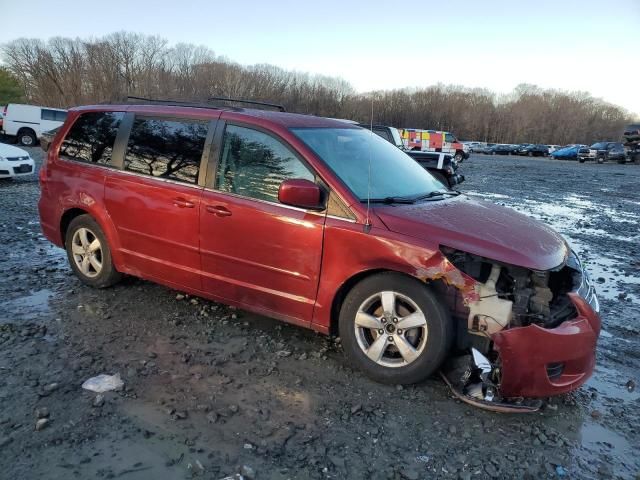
[579,142,625,163]
[517,144,549,157]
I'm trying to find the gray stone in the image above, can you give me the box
[35,418,49,431]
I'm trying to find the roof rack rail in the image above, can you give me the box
[125,96,228,111]
[207,96,286,112]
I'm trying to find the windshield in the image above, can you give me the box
[590,142,606,149]
[292,127,444,201]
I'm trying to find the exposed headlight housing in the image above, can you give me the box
[567,250,599,313]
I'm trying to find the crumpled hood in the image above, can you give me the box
[375,195,568,271]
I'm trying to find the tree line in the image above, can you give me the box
[1,32,633,145]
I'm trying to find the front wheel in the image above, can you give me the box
[454,152,464,162]
[339,273,452,385]
[65,214,122,288]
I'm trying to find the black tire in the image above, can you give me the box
[454,151,464,162]
[18,128,37,147]
[65,214,122,288]
[338,273,453,385]
[579,158,585,163]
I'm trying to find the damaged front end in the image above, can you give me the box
[438,247,600,412]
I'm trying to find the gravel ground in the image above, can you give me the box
[0,147,638,480]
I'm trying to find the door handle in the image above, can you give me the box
[172,197,195,208]
[206,205,232,217]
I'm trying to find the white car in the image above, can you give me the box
[2,104,67,146]
[546,145,561,154]
[0,142,35,179]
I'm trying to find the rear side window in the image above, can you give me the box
[41,109,67,122]
[124,117,208,184]
[60,112,124,165]
[215,124,314,203]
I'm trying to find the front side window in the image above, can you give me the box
[216,124,314,203]
[124,117,208,184]
[59,112,124,165]
[292,127,443,201]
[445,133,456,143]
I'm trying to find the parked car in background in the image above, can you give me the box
[37,99,600,403]
[474,143,495,154]
[606,144,627,163]
[0,142,35,179]
[547,145,561,154]
[552,145,584,160]
[517,144,549,157]
[2,104,68,146]
[463,141,484,152]
[577,146,595,162]
[624,124,640,142]
[623,123,640,163]
[489,144,513,155]
[578,142,623,163]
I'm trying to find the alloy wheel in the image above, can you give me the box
[354,291,428,368]
[71,227,103,278]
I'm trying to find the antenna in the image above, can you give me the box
[364,96,373,233]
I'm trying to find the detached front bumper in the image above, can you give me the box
[492,293,600,398]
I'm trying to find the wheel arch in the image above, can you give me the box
[60,207,90,244]
[59,205,124,269]
[16,126,36,136]
[328,268,452,336]
[16,126,37,144]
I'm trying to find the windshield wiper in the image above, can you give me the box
[415,190,462,200]
[364,196,416,204]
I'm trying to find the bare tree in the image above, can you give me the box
[1,33,634,144]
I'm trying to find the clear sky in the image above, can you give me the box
[1,0,638,115]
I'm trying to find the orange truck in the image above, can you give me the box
[399,129,469,161]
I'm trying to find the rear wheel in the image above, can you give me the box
[65,215,121,288]
[339,273,452,385]
[18,128,37,147]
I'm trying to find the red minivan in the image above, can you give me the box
[38,100,600,406]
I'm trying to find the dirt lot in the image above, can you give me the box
[1,147,639,480]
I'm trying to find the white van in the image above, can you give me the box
[1,104,68,146]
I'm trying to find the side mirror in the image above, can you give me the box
[278,179,324,210]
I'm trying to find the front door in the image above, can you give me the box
[199,122,325,325]
[105,114,213,290]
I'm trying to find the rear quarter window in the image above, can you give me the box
[59,112,124,165]
[41,109,68,122]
